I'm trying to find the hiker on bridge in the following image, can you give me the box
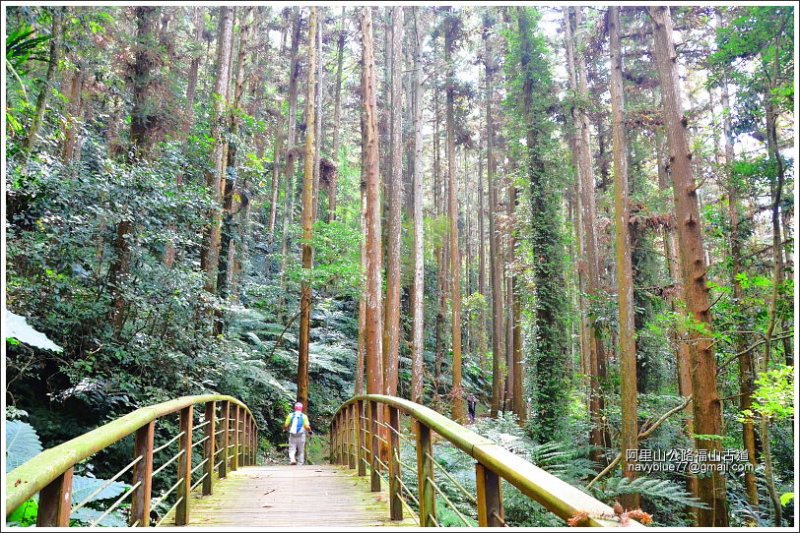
[283,401,312,465]
[467,394,477,424]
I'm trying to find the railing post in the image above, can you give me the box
[219,401,229,479]
[356,401,366,476]
[203,402,216,495]
[348,404,356,469]
[330,416,337,465]
[37,467,73,527]
[176,405,193,526]
[231,404,240,472]
[476,463,504,526]
[338,415,344,465]
[339,412,346,465]
[369,400,381,492]
[243,413,249,466]
[130,421,154,526]
[252,418,258,465]
[416,421,436,527]
[246,417,252,466]
[337,414,344,465]
[388,405,403,521]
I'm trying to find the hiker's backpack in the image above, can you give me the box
[289,412,305,435]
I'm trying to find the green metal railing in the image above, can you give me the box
[331,395,641,527]
[5,395,258,527]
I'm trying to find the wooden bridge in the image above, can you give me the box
[5,395,642,528]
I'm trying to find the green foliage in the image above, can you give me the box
[5,23,51,73]
[746,365,794,421]
[5,420,43,471]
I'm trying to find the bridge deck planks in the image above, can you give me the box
[159,464,416,527]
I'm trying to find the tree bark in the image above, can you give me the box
[362,8,384,396]
[329,7,347,223]
[484,16,505,417]
[61,68,84,163]
[184,7,204,129]
[312,18,323,222]
[297,7,318,409]
[383,7,404,398]
[445,10,465,423]
[714,10,759,515]
[410,7,424,404]
[267,24,289,246]
[279,9,302,297]
[649,7,729,526]
[517,7,570,441]
[609,7,638,510]
[200,7,234,295]
[217,7,252,309]
[563,6,610,464]
[130,7,161,161]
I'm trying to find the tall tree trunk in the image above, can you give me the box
[433,71,446,391]
[297,7,318,409]
[218,8,252,308]
[714,10,759,516]
[517,7,570,441]
[200,7,234,295]
[61,68,84,163]
[312,19,323,222]
[361,8,384,397]
[279,9,302,298]
[484,16,505,417]
[22,7,63,158]
[184,7,204,130]
[383,7,404,398]
[563,6,610,464]
[477,135,488,374]
[410,7,424,404]
[129,7,161,161]
[109,7,161,337]
[609,7,638,510]
[267,24,290,246]
[761,38,787,527]
[649,7,728,526]
[445,10,464,422]
[329,7,347,223]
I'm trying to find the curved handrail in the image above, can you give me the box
[5,394,256,516]
[333,395,639,527]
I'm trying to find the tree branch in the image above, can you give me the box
[587,395,693,488]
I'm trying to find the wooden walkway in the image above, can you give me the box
[160,465,416,527]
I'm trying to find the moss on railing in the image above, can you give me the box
[333,395,638,527]
[5,395,255,516]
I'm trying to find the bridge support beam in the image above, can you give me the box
[251,417,257,465]
[219,401,229,479]
[388,406,403,520]
[130,421,154,526]
[416,421,436,527]
[176,405,193,526]
[348,404,356,469]
[232,404,240,472]
[203,401,216,495]
[356,401,366,476]
[369,401,381,492]
[37,467,73,527]
[476,463,504,526]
